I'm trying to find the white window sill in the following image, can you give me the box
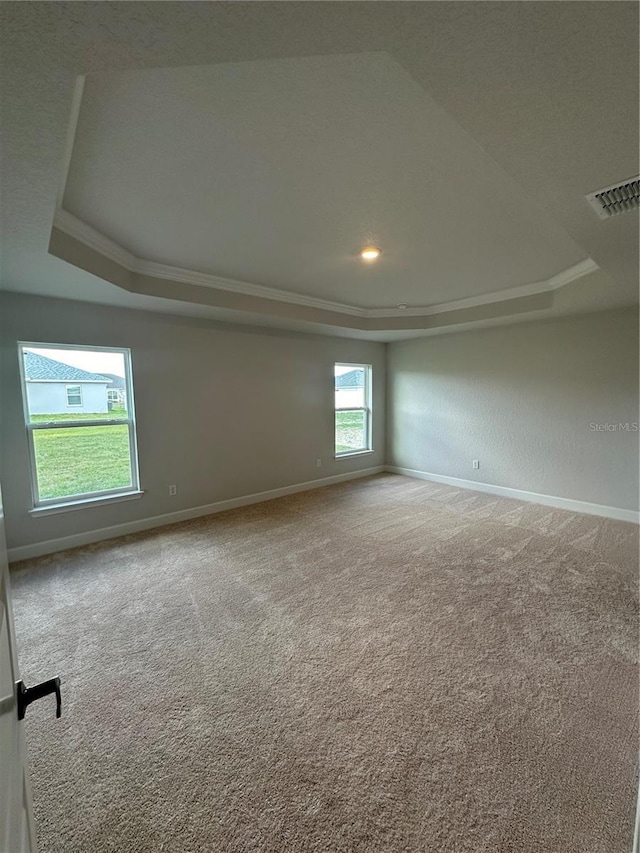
[335,450,374,459]
[30,490,144,517]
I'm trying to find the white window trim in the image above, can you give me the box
[334,362,373,458]
[29,489,144,516]
[18,342,141,510]
[66,384,83,407]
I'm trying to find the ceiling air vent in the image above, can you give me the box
[585,176,640,219]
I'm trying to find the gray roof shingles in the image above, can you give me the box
[23,350,112,383]
[99,373,126,389]
[335,369,364,389]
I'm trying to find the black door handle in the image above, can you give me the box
[16,677,61,721]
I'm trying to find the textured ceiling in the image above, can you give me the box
[63,52,586,309]
[0,2,638,340]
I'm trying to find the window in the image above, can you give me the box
[335,363,372,456]
[18,343,140,508]
[66,385,82,407]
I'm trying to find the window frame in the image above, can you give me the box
[18,342,142,510]
[334,362,373,458]
[65,384,83,407]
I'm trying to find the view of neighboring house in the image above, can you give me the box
[23,350,113,415]
[335,367,365,408]
[100,373,127,409]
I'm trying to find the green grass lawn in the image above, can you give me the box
[335,410,366,453]
[33,423,132,501]
[32,408,361,501]
[30,407,128,423]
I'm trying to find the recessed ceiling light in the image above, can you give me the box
[360,246,381,261]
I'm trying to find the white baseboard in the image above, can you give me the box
[385,466,640,524]
[8,466,385,563]
[9,462,636,562]
[633,771,640,853]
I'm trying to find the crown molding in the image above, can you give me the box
[54,208,137,270]
[52,209,598,320]
[367,258,598,318]
[55,76,85,211]
[52,209,366,317]
[137,258,365,316]
[546,258,598,290]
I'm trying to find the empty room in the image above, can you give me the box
[0,3,638,852]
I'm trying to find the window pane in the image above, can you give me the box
[22,347,129,423]
[66,386,82,406]
[335,365,365,409]
[335,410,366,454]
[33,425,133,501]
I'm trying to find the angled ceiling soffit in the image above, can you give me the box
[49,209,597,333]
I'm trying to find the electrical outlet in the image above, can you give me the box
[169,484,177,496]
[316,459,322,468]
[472,460,479,470]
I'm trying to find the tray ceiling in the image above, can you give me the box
[1,3,637,339]
[60,52,588,313]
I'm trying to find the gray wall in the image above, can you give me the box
[0,293,385,551]
[387,309,639,512]
[2,293,637,553]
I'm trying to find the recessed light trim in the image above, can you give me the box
[360,246,381,261]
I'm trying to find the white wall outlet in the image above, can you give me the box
[472,460,480,470]
[316,459,322,468]
[169,484,177,496]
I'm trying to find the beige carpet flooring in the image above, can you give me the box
[10,474,639,852]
